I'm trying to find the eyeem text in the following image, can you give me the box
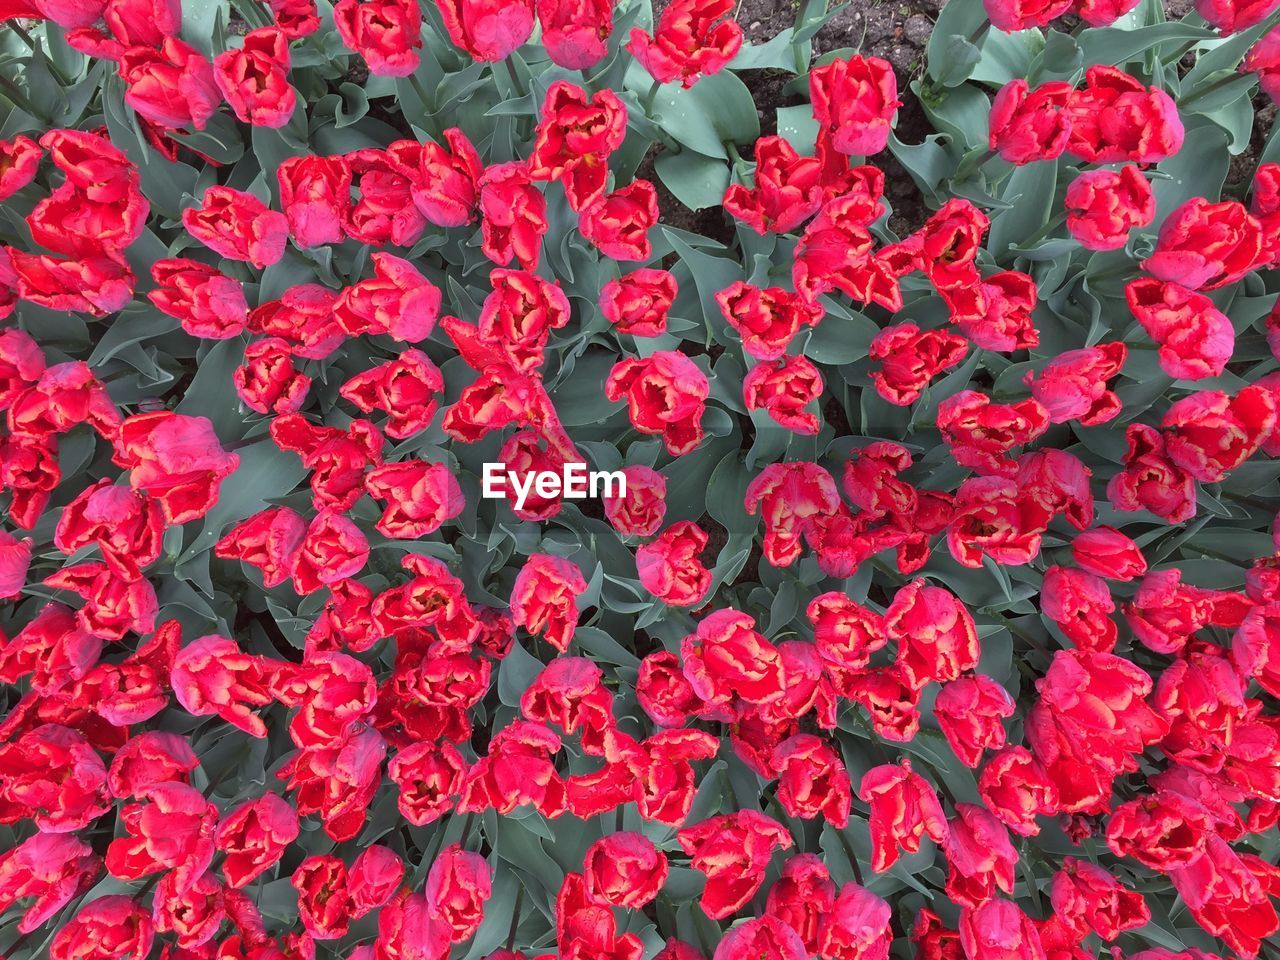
[481,463,626,511]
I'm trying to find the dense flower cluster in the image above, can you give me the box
[2,1,1280,960]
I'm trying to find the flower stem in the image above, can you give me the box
[9,22,38,52]
[836,826,865,886]
[409,72,433,111]
[1019,209,1068,247]
[581,58,611,89]
[954,147,997,182]
[408,73,445,141]
[423,816,451,866]
[505,57,526,99]
[724,139,751,184]
[459,810,478,850]
[642,78,662,118]
[506,883,525,951]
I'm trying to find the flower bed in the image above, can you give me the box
[1,0,1280,959]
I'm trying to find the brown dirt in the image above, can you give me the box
[644,0,942,234]
[1227,98,1278,196]
[738,69,806,141]
[734,0,941,73]
[882,96,933,236]
[729,0,942,233]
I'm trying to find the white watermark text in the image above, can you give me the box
[481,463,626,511]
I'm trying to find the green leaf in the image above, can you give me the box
[20,42,67,122]
[1034,29,1082,80]
[548,350,625,427]
[728,30,800,71]
[1179,71,1258,116]
[631,69,760,159]
[181,0,227,55]
[777,104,821,155]
[493,815,566,896]
[251,111,311,204]
[1076,21,1212,68]
[88,304,179,367]
[573,626,641,667]
[888,133,955,204]
[932,36,983,88]
[987,159,1059,253]
[805,301,879,364]
[969,28,1044,86]
[175,439,309,567]
[498,640,545,707]
[662,228,744,344]
[706,450,755,535]
[1182,18,1272,88]
[916,81,991,152]
[662,435,738,525]
[926,0,989,83]
[169,113,245,166]
[655,150,731,211]
[1152,116,1230,222]
[173,338,251,437]
[335,82,371,127]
